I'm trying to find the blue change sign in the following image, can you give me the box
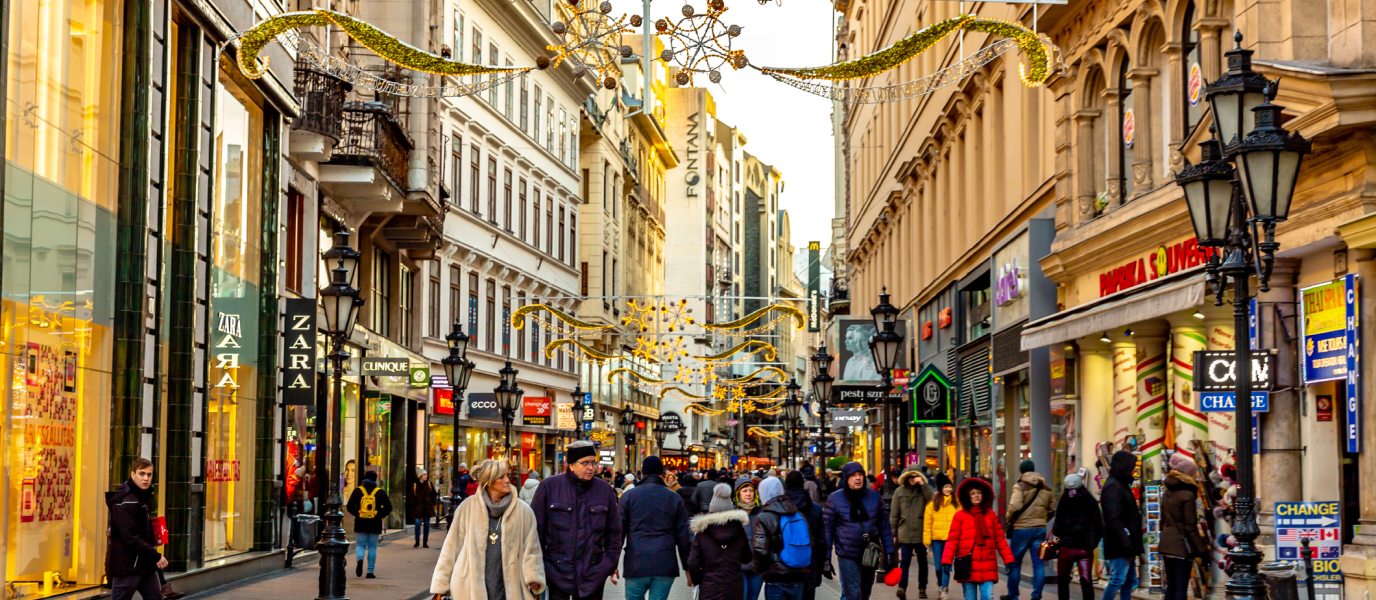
[1274,501,1342,581]
[1199,391,1269,413]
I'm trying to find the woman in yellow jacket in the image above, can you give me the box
[923,473,961,600]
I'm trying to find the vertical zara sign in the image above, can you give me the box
[282,298,317,405]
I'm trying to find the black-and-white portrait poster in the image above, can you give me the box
[833,317,908,386]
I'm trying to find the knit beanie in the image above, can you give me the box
[1169,453,1200,478]
[784,470,805,491]
[1019,460,1036,474]
[566,440,597,464]
[932,473,953,491]
[642,456,664,477]
[1064,473,1084,489]
[709,483,735,513]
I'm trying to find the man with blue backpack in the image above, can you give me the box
[752,477,815,600]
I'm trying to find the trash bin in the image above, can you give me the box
[1261,561,1303,600]
[292,514,321,551]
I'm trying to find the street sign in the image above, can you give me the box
[1275,501,1341,581]
[1198,391,1270,413]
[833,385,902,405]
[1191,350,1274,392]
[911,364,954,425]
[830,410,865,428]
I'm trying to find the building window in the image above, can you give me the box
[399,264,414,347]
[504,59,514,120]
[451,137,462,208]
[612,175,619,218]
[530,305,540,362]
[547,202,554,255]
[569,215,577,264]
[487,158,498,223]
[533,188,542,248]
[581,262,589,295]
[515,293,525,358]
[485,279,497,351]
[558,207,566,262]
[454,12,464,64]
[611,258,617,297]
[602,162,609,209]
[285,189,305,293]
[450,265,462,331]
[470,145,481,214]
[519,179,528,240]
[601,251,608,296]
[570,114,579,169]
[520,76,529,132]
[502,285,511,356]
[468,272,480,350]
[503,168,513,231]
[1181,1,1203,140]
[558,107,567,163]
[1118,55,1135,201]
[534,87,543,142]
[488,44,499,104]
[428,262,441,338]
[372,248,391,335]
[472,29,482,87]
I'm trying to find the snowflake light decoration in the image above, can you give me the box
[655,0,747,86]
[621,299,657,332]
[540,0,637,90]
[660,298,696,331]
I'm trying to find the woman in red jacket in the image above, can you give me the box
[940,478,1014,600]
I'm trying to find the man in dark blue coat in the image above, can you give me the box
[620,456,693,600]
[533,440,625,600]
[824,462,895,600]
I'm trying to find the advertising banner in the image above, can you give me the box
[434,388,455,416]
[1302,279,1350,383]
[282,298,317,405]
[830,410,865,429]
[808,241,821,332]
[468,393,499,420]
[1275,501,1342,581]
[523,396,552,425]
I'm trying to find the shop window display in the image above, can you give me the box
[3,0,121,593]
[429,424,455,493]
[364,392,393,496]
[205,74,265,560]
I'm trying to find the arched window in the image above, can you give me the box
[1088,71,1109,217]
[1181,1,1203,139]
[1118,55,1135,200]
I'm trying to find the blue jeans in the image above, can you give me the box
[744,572,765,600]
[626,576,675,600]
[1101,558,1139,600]
[1007,528,1047,599]
[961,581,993,600]
[414,517,430,545]
[355,532,379,573]
[931,541,949,588]
[765,581,806,600]
[838,557,877,600]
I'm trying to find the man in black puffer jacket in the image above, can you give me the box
[106,458,167,600]
[752,477,810,600]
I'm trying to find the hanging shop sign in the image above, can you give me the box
[1122,109,1135,147]
[1191,350,1274,392]
[467,392,500,420]
[282,298,318,405]
[1198,391,1269,413]
[661,411,684,434]
[911,364,955,425]
[362,357,410,376]
[212,310,246,390]
[523,396,552,426]
[833,386,902,405]
[830,410,866,428]
[1098,237,1218,297]
[435,388,456,416]
[808,241,822,332]
[1274,501,1342,581]
[556,402,576,429]
[1187,63,1203,106]
[1301,276,1356,383]
[409,365,430,388]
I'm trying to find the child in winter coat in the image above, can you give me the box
[940,478,1014,600]
[923,474,961,599]
[689,484,753,600]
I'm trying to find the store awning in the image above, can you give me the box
[1021,267,1207,350]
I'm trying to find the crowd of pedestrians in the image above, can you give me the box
[104,446,1178,600]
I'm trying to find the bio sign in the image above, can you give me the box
[1274,501,1341,581]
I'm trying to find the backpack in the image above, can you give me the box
[778,512,812,569]
[358,487,379,519]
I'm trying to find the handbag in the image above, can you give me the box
[861,533,885,569]
[953,551,973,581]
[1038,537,1060,560]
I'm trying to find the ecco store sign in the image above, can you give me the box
[1098,237,1219,297]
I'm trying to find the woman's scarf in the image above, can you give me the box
[969,506,991,546]
[482,488,513,519]
[844,486,870,522]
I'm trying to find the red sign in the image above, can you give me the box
[938,308,952,329]
[435,388,455,416]
[892,369,911,385]
[1316,395,1333,421]
[523,396,551,425]
[206,460,241,482]
[1123,109,1135,147]
[921,321,933,340]
[1188,63,1203,106]
[1098,238,1218,297]
[153,516,170,546]
[636,420,645,429]
[521,432,538,449]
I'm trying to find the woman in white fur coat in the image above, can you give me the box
[431,459,545,600]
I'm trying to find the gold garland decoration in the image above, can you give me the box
[702,303,806,331]
[545,339,626,362]
[699,340,778,363]
[513,303,615,331]
[760,15,1053,87]
[684,402,726,416]
[235,10,531,80]
[605,368,666,385]
[723,367,786,384]
[663,386,710,400]
[747,427,783,439]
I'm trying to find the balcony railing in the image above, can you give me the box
[328,101,414,194]
[292,64,351,141]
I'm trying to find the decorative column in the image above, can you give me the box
[1197,19,1230,81]
[1079,337,1114,495]
[1134,323,1170,478]
[1112,336,1139,445]
[1165,317,1209,459]
[1257,258,1301,550]
[1353,249,1376,547]
[1127,68,1158,196]
[1074,110,1102,223]
[1205,316,1236,583]
[1101,89,1124,209]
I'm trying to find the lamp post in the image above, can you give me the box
[678,424,689,451]
[1173,31,1309,600]
[618,412,637,470]
[441,321,474,508]
[782,379,803,469]
[869,288,904,473]
[573,385,590,441]
[652,418,670,451]
[317,233,362,600]
[810,346,835,471]
[495,361,521,465]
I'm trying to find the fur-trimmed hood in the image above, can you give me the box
[957,477,994,510]
[897,468,928,487]
[691,508,750,533]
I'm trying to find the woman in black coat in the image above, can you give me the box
[1051,473,1103,600]
[689,484,753,600]
[409,470,437,548]
[1160,454,1209,600]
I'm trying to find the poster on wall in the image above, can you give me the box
[14,339,77,575]
[833,316,908,385]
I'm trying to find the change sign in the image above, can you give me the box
[1274,501,1341,581]
[1191,351,1273,392]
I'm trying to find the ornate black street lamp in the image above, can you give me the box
[869,289,904,473]
[618,412,637,469]
[441,322,474,509]
[677,424,688,450]
[1173,32,1310,600]
[316,232,363,600]
[495,361,521,463]
[810,346,835,468]
[652,418,671,448]
[782,379,803,468]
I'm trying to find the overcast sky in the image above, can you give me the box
[609,0,839,254]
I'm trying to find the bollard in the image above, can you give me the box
[1301,538,1317,600]
[1260,561,1302,600]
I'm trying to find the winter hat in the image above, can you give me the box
[566,440,597,464]
[642,456,665,477]
[363,470,379,482]
[1064,473,1084,489]
[709,483,735,513]
[932,473,953,492]
[784,470,806,491]
[759,476,784,505]
[1019,460,1036,474]
[1169,453,1200,478]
